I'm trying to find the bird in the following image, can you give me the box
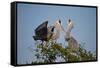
[61,19,79,53]
[67,36,79,53]
[33,19,62,43]
[33,21,48,42]
[51,20,62,41]
[47,26,55,41]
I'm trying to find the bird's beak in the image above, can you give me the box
[51,26,55,32]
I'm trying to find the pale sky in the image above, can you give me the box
[17,3,97,64]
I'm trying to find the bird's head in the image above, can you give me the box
[51,26,55,32]
[67,18,74,32]
[54,19,62,31]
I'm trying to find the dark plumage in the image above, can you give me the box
[33,19,62,43]
[33,21,48,41]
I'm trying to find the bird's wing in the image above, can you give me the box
[69,36,79,48]
[35,21,48,36]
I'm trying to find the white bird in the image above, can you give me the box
[51,19,62,41]
[61,19,79,53]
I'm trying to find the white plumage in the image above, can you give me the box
[51,20,62,41]
[61,19,79,52]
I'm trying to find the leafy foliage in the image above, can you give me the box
[31,40,96,64]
